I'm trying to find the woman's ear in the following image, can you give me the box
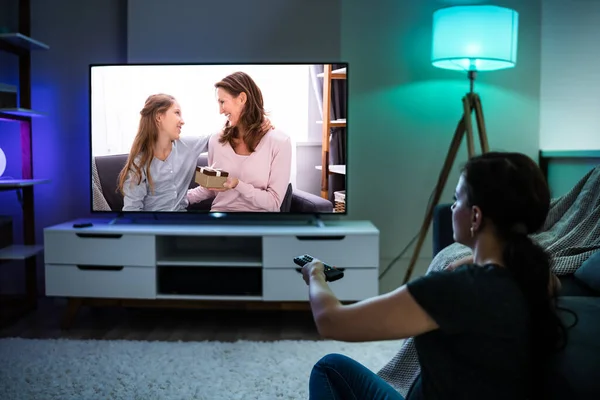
[155,111,164,125]
[471,205,483,231]
[238,92,247,105]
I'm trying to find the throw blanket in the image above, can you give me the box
[377,165,600,396]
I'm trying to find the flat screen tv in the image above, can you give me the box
[89,62,348,218]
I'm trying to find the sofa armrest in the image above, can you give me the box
[291,189,334,213]
[433,203,454,257]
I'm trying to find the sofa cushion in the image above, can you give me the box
[545,296,600,399]
[574,250,600,293]
[559,274,600,297]
[95,154,128,211]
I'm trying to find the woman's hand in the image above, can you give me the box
[262,117,275,132]
[301,259,326,285]
[549,273,562,296]
[209,177,239,192]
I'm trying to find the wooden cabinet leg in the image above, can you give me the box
[25,257,37,311]
[60,298,82,330]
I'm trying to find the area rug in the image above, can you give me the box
[0,337,404,400]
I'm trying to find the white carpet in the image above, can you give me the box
[0,337,404,400]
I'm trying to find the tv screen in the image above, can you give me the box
[89,63,348,215]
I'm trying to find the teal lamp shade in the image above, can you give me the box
[431,5,518,71]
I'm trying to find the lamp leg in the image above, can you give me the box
[463,94,476,158]
[402,108,469,285]
[402,93,490,284]
[473,94,489,152]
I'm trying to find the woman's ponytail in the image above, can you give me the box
[502,228,567,393]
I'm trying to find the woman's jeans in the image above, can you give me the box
[309,353,406,400]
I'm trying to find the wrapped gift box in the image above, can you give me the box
[195,166,229,188]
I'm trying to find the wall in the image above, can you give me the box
[539,0,600,150]
[126,0,341,195]
[342,0,543,292]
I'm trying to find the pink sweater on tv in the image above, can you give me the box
[186,128,292,212]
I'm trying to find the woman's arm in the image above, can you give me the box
[193,134,211,156]
[187,185,215,204]
[187,141,216,204]
[302,261,439,342]
[234,135,292,211]
[122,169,147,211]
[549,273,562,296]
[178,132,212,157]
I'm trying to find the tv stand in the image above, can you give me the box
[43,218,379,328]
[312,214,325,228]
[108,212,127,225]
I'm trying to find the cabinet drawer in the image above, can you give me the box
[45,264,155,299]
[263,234,378,269]
[263,268,378,301]
[44,231,155,267]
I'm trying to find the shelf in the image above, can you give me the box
[540,150,600,159]
[0,33,49,52]
[0,179,51,189]
[317,67,347,79]
[0,83,17,93]
[157,254,262,267]
[317,119,346,127]
[0,245,44,261]
[0,108,46,121]
[315,165,346,175]
[156,294,263,301]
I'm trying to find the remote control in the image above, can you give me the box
[73,222,93,228]
[293,254,344,282]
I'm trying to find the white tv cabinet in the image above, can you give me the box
[43,219,379,327]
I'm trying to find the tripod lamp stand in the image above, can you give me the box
[403,5,519,284]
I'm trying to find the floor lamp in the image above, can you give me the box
[403,5,519,284]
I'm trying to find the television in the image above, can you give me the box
[89,63,348,219]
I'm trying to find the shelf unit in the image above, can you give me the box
[317,65,347,199]
[43,220,380,328]
[0,0,50,326]
[315,164,346,175]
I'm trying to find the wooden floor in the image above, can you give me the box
[0,297,323,342]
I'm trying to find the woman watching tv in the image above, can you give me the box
[186,71,292,212]
[300,151,567,400]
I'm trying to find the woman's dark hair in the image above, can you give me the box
[462,151,567,391]
[215,71,268,152]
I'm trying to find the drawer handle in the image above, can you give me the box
[77,265,124,271]
[295,236,345,241]
[76,233,123,239]
[295,267,345,273]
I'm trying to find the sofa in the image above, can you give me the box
[433,203,600,399]
[94,153,333,213]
